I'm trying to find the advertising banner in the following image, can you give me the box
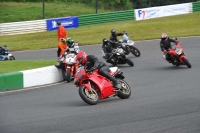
[135,3,190,21]
[46,16,78,31]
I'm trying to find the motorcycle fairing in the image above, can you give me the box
[0,55,4,60]
[81,73,115,99]
[179,55,188,62]
[109,67,118,75]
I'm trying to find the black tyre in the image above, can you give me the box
[10,56,15,60]
[79,86,99,105]
[131,46,141,57]
[126,58,134,67]
[117,79,131,99]
[66,68,71,82]
[110,58,117,66]
[182,58,191,68]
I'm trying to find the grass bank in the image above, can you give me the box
[0,60,57,74]
[0,2,109,23]
[0,12,200,52]
[0,12,200,74]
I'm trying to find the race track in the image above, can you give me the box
[0,37,200,133]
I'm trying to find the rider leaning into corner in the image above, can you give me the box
[110,29,123,42]
[160,33,179,62]
[0,45,6,55]
[109,29,124,48]
[102,38,122,64]
[76,51,121,90]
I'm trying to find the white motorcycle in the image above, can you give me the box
[0,45,15,61]
[119,33,141,57]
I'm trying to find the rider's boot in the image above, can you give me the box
[110,77,121,90]
[55,61,62,69]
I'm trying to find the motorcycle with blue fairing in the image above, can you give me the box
[0,45,15,61]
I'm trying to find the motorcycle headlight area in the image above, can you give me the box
[175,48,182,55]
[127,40,134,45]
[117,48,123,54]
[65,60,74,64]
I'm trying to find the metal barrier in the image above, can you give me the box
[0,20,46,36]
[78,10,134,27]
[193,2,200,12]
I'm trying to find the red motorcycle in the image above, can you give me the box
[163,41,191,68]
[74,66,131,105]
[60,53,79,82]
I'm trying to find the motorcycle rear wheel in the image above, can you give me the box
[66,68,71,82]
[117,79,131,99]
[182,58,192,68]
[131,46,141,57]
[126,58,134,67]
[79,86,99,105]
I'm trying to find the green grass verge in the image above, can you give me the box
[0,2,110,23]
[0,12,200,52]
[0,12,200,74]
[0,60,57,74]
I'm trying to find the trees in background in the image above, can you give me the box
[0,0,198,10]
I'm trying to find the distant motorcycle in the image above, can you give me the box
[60,52,78,82]
[103,46,134,67]
[163,40,191,68]
[119,32,141,57]
[59,43,80,82]
[0,45,15,61]
[74,66,131,105]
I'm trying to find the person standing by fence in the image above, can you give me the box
[57,22,67,43]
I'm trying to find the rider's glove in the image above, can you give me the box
[163,50,167,54]
[89,67,96,71]
[175,40,180,44]
[86,67,96,73]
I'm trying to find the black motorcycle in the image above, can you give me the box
[102,47,134,67]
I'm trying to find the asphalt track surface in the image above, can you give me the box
[0,37,200,133]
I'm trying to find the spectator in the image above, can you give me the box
[57,21,67,42]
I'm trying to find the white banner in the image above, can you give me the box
[135,3,190,21]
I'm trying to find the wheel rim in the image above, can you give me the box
[132,49,139,56]
[83,87,98,101]
[118,80,131,94]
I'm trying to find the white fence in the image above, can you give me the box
[0,20,46,36]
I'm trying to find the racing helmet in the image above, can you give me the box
[66,38,74,46]
[102,38,108,45]
[161,33,168,42]
[76,51,88,65]
[111,29,116,36]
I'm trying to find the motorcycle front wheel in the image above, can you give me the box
[66,68,71,82]
[131,46,141,57]
[9,56,15,60]
[126,58,134,67]
[117,79,131,99]
[79,86,99,105]
[182,58,192,68]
